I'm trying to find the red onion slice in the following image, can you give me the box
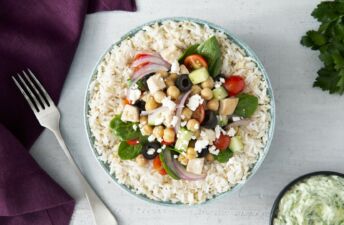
[141,106,168,116]
[172,158,206,181]
[131,63,169,81]
[227,119,252,128]
[174,90,192,133]
[131,55,171,69]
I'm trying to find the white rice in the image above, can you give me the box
[87,20,271,204]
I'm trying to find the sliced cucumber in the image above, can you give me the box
[188,67,209,84]
[217,115,229,126]
[175,128,193,152]
[229,136,244,153]
[213,86,228,100]
[160,149,180,180]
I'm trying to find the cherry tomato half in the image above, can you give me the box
[214,134,231,151]
[153,156,166,176]
[184,54,208,71]
[127,139,139,145]
[223,75,245,96]
[192,104,205,123]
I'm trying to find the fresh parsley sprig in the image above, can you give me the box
[301,0,344,94]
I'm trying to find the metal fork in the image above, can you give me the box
[12,69,118,225]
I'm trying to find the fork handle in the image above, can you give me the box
[52,129,118,225]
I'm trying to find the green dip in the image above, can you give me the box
[274,175,344,225]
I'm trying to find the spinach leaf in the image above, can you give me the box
[196,36,222,77]
[109,115,141,141]
[118,141,142,160]
[214,148,233,163]
[178,44,199,63]
[234,93,259,118]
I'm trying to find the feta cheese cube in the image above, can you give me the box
[147,74,166,93]
[195,139,209,153]
[121,105,139,122]
[187,94,204,111]
[186,158,204,175]
[161,96,176,111]
[127,88,141,103]
[227,127,236,137]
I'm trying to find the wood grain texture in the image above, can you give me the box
[29,0,344,224]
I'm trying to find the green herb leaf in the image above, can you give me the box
[234,93,259,118]
[196,36,222,76]
[178,44,199,63]
[214,148,233,163]
[302,0,344,95]
[118,141,142,160]
[109,115,141,141]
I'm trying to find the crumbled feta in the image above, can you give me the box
[121,105,139,122]
[127,88,141,103]
[157,137,163,142]
[214,81,222,88]
[181,121,187,127]
[171,116,179,127]
[209,145,220,155]
[162,145,166,149]
[195,140,209,153]
[157,148,162,153]
[215,125,226,138]
[173,154,178,159]
[147,148,156,155]
[186,158,204,175]
[232,116,241,122]
[161,96,176,111]
[227,127,236,137]
[187,94,204,111]
[147,74,166,93]
[200,129,216,143]
[219,77,225,83]
[191,135,196,140]
[148,135,156,142]
[132,124,138,131]
[170,61,180,73]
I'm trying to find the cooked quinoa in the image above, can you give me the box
[87,20,272,204]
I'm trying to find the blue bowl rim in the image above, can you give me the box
[83,17,276,206]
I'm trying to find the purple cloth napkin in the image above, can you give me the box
[0,0,136,225]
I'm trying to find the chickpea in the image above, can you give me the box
[193,129,201,138]
[201,77,214,89]
[165,73,178,87]
[167,85,180,100]
[191,85,201,95]
[182,107,193,120]
[136,154,148,166]
[157,70,168,78]
[205,153,214,162]
[152,125,164,139]
[178,153,189,166]
[163,127,175,143]
[153,91,166,103]
[187,119,200,132]
[139,116,148,125]
[141,124,153,136]
[207,99,219,111]
[201,88,213,100]
[145,96,159,111]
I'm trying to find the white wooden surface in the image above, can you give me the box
[30,0,344,224]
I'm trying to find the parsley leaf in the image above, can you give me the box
[118,141,142,160]
[109,115,141,141]
[301,0,344,95]
[214,148,233,163]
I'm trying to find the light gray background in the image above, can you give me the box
[30,0,344,224]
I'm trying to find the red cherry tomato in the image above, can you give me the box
[223,75,245,96]
[153,156,166,176]
[192,104,205,123]
[214,134,231,151]
[184,54,208,71]
[126,139,139,145]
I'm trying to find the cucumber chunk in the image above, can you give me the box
[188,67,209,84]
[160,149,180,180]
[175,128,193,152]
[217,115,229,126]
[229,136,244,152]
[213,86,228,100]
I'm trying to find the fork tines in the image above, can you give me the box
[12,69,53,113]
